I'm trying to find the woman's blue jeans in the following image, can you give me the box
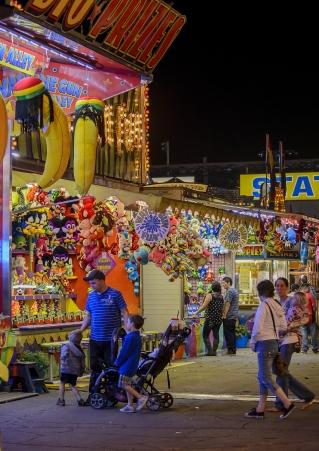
[256,340,279,396]
[301,323,318,352]
[275,343,315,409]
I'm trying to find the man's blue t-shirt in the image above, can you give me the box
[85,287,127,341]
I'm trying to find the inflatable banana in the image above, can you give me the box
[73,98,105,195]
[37,98,70,188]
[13,77,70,188]
[5,99,21,137]
[0,94,8,163]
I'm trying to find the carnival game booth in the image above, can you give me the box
[0,0,186,385]
[139,183,319,355]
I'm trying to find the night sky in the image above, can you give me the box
[150,2,319,165]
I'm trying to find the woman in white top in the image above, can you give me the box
[245,280,295,420]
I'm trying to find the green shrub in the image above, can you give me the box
[18,351,49,372]
[235,323,249,338]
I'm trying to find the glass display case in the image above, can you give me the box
[235,259,299,307]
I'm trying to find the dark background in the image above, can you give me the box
[150,1,319,165]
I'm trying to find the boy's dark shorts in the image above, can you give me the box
[60,373,78,386]
[118,374,132,389]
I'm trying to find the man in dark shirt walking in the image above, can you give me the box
[80,270,128,402]
[222,276,239,355]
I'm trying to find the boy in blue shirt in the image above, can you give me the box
[114,314,148,413]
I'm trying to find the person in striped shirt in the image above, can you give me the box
[80,270,128,404]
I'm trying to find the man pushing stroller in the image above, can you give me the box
[114,314,148,413]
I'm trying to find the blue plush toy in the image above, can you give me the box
[133,246,149,265]
[125,260,139,296]
[198,265,208,280]
[300,241,309,265]
[287,226,297,245]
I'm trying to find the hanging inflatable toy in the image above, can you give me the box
[13,77,70,188]
[73,98,105,195]
[0,94,8,163]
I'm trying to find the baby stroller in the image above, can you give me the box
[90,321,191,411]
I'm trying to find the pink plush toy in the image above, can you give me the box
[149,244,167,266]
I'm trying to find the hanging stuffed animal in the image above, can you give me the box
[118,231,132,259]
[198,265,208,280]
[62,217,79,250]
[149,244,167,266]
[300,228,309,265]
[51,246,69,277]
[133,246,149,265]
[125,260,139,296]
[286,226,297,248]
[206,267,214,282]
[197,281,205,295]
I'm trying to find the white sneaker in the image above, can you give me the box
[120,404,136,413]
[136,395,148,411]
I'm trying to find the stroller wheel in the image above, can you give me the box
[146,395,161,411]
[90,393,106,409]
[161,393,174,408]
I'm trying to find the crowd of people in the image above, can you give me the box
[54,269,317,419]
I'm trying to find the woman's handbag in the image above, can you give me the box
[265,302,287,376]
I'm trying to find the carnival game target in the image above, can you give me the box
[134,210,169,244]
[219,223,248,251]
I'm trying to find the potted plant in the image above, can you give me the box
[17,350,49,378]
[235,323,250,348]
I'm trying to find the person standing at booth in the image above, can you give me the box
[222,277,239,355]
[80,269,128,404]
[193,281,224,356]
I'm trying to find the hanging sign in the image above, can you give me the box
[240,173,319,201]
[96,252,115,275]
[21,0,186,73]
[0,38,42,76]
[0,63,140,113]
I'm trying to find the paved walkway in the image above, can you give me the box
[0,349,318,451]
[155,349,319,397]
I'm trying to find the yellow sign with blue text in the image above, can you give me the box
[240,173,319,200]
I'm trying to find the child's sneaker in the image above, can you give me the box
[56,398,65,406]
[120,404,136,413]
[136,395,148,411]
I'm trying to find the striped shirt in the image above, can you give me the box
[86,287,127,341]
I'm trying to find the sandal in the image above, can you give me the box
[301,398,315,410]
